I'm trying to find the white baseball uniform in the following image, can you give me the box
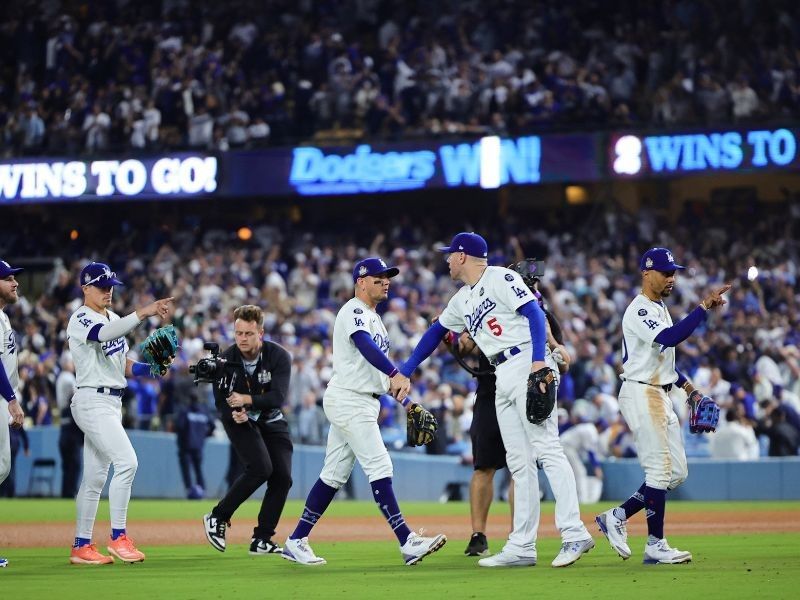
[438,266,589,557]
[67,305,140,539]
[560,422,604,503]
[319,297,393,487]
[619,294,688,490]
[0,309,20,484]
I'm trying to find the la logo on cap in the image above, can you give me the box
[666,251,674,263]
[378,259,386,268]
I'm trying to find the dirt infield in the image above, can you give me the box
[2,509,798,548]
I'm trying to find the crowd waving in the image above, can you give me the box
[1,0,799,156]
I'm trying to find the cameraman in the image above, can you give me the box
[202,305,293,556]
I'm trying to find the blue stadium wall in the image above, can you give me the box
[12,427,800,501]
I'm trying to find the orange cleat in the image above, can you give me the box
[70,543,114,565]
[107,534,146,563]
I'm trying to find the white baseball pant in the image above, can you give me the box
[618,381,688,490]
[71,389,138,539]
[0,400,10,485]
[319,386,393,488]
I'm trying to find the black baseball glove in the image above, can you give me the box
[526,367,556,425]
[407,403,438,446]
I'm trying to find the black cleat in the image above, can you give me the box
[465,532,489,556]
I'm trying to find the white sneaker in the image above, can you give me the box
[643,538,692,565]
[551,537,595,567]
[595,509,631,559]
[400,531,447,565]
[203,513,227,552]
[478,549,537,567]
[281,537,327,566]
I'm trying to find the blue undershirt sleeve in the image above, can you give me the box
[86,323,103,342]
[0,364,16,401]
[654,306,707,347]
[399,321,448,377]
[351,330,398,377]
[517,300,546,362]
[131,362,150,377]
[675,370,688,388]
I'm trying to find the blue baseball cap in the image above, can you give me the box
[640,247,685,272]
[80,262,124,288]
[438,232,488,258]
[0,260,23,278]
[352,257,400,282]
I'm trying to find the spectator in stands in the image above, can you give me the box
[709,406,760,460]
[756,402,800,457]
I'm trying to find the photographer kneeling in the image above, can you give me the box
[202,305,293,555]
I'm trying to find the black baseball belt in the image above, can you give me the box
[620,378,673,393]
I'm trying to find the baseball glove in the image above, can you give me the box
[407,403,438,447]
[526,367,556,425]
[687,390,720,433]
[140,325,179,377]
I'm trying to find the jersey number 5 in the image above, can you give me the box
[487,317,503,336]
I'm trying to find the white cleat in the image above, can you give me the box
[400,531,447,566]
[478,549,537,567]
[551,537,595,567]
[643,538,692,565]
[595,509,631,560]
[281,537,327,566]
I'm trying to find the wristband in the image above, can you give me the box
[132,362,150,377]
[401,397,411,407]
[388,368,398,378]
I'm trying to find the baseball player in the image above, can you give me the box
[0,260,26,568]
[282,257,447,566]
[595,247,729,564]
[456,259,579,558]
[399,235,594,567]
[67,262,174,565]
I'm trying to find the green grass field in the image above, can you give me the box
[2,500,799,599]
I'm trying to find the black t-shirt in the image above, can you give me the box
[212,341,292,422]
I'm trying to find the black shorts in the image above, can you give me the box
[470,386,506,471]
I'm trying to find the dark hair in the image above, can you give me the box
[233,304,264,327]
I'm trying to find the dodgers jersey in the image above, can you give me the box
[0,309,20,397]
[327,297,391,396]
[620,294,677,386]
[438,266,534,358]
[67,306,128,389]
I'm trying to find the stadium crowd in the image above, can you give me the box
[1,0,799,155]
[3,200,799,472]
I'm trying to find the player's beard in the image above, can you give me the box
[0,287,18,305]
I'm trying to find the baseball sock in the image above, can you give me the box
[618,482,647,519]
[73,537,91,548]
[111,528,125,540]
[643,486,666,540]
[290,478,337,540]
[370,477,412,545]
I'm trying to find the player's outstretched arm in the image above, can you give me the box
[135,297,175,321]
[398,320,448,377]
[700,284,732,310]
